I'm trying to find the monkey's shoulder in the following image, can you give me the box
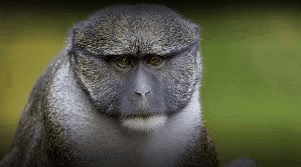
[180,126,219,167]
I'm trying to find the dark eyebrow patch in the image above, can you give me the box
[163,40,197,57]
[101,54,132,62]
[164,46,192,57]
[76,39,196,60]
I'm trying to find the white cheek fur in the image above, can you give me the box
[121,115,167,131]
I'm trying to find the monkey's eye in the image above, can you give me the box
[147,56,162,66]
[116,57,131,68]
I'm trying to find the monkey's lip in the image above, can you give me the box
[120,115,167,131]
[122,113,161,119]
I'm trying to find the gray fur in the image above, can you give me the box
[0,4,256,167]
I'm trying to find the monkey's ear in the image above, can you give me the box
[198,24,202,37]
[66,20,88,54]
[191,23,202,46]
[66,26,78,55]
[188,21,202,44]
[196,23,202,42]
[195,22,202,33]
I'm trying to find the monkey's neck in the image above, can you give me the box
[137,88,203,166]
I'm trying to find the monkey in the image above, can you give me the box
[0,4,257,167]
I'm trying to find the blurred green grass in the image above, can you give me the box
[1,7,300,167]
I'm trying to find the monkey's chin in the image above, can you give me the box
[121,115,167,131]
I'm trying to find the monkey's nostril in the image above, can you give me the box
[135,89,151,97]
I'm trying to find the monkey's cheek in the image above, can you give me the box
[121,115,167,131]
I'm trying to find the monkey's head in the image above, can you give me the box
[67,4,202,131]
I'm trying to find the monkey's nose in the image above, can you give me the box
[135,89,151,98]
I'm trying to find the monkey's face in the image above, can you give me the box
[68,5,202,131]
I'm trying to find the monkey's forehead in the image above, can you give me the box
[70,4,201,56]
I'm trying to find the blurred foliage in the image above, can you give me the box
[1,4,300,167]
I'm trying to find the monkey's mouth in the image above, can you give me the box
[120,115,167,131]
[122,112,162,119]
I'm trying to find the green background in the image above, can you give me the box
[1,1,300,166]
